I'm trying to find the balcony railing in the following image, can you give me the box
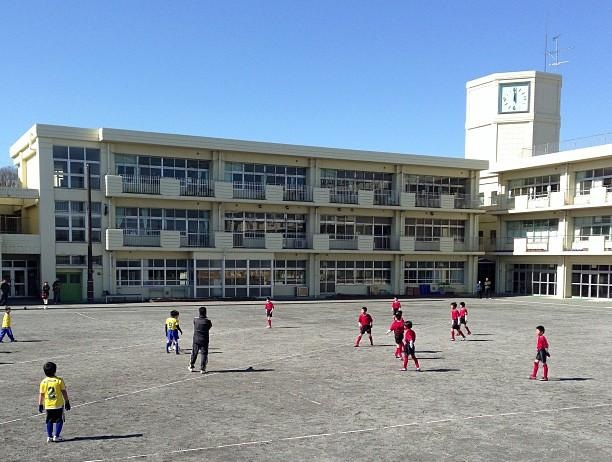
[233,233,265,248]
[123,230,161,247]
[233,182,265,200]
[329,189,359,205]
[283,186,313,202]
[179,178,213,197]
[454,194,480,209]
[0,216,25,234]
[180,234,210,247]
[374,191,399,206]
[329,235,358,250]
[414,193,441,208]
[374,236,391,250]
[283,235,308,249]
[122,175,160,194]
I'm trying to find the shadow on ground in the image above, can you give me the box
[423,368,461,373]
[555,377,593,382]
[64,433,143,442]
[209,367,274,374]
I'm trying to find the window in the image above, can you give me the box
[53,146,100,189]
[571,264,612,298]
[404,218,466,241]
[225,212,306,242]
[115,153,210,182]
[508,264,557,296]
[55,201,102,242]
[404,261,465,284]
[319,260,391,293]
[573,216,612,241]
[224,162,306,188]
[321,169,392,202]
[506,219,559,241]
[117,259,191,287]
[508,175,560,197]
[116,260,142,286]
[404,175,469,202]
[575,168,612,195]
[274,260,307,285]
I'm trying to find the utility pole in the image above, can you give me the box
[86,164,94,303]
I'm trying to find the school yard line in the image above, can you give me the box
[75,312,98,320]
[79,402,612,461]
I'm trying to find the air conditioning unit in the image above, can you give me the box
[296,286,309,297]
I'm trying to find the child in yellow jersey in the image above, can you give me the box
[0,306,16,342]
[38,361,71,442]
[165,310,183,354]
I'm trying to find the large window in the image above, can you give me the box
[115,154,210,181]
[506,219,559,241]
[53,146,100,189]
[508,264,557,296]
[404,175,469,204]
[225,162,306,188]
[404,218,466,241]
[404,261,465,284]
[195,260,223,298]
[572,265,612,298]
[508,175,560,197]
[116,259,191,287]
[320,215,392,248]
[55,201,101,242]
[274,260,307,285]
[319,260,391,294]
[575,168,612,195]
[320,169,392,195]
[573,216,612,241]
[225,212,306,247]
[224,259,272,298]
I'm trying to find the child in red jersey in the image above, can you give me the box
[450,302,466,341]
[391,297,402,316]
[401,320,421,371]
[354,306,374,347]
[530,325,550,381]
[386,312,405,358]
[459,301,471,335]
[265,297,274,328]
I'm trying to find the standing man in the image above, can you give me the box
[52,280,61,305]
[189,306,212,374]
[0,278,9,306]
[484,277,492,299]
[475,281,483,299]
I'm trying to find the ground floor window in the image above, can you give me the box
[116,259,191,287]
[195,259,272,298]
[404,261,465,284]
[508,264,557,296]
[274,260,307,285]
[572,265,612,298]
[320,260,391,294]
[1,257,39,297]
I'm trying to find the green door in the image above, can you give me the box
[57,272,83,303]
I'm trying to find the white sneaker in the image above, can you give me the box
[188,365,194,372]
[200,370,207,374]
[46,437,52,443]
[53,436,64,442]
[416,368,421,372]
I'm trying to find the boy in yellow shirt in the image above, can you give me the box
[38,361,71,442]
[165,310,183,354]
[0,306,16,342]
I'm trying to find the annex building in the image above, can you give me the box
[3,70,611,302]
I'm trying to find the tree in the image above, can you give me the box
[0,166,20,187]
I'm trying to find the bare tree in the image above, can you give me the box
[0,166,20,187]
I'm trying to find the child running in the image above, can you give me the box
[265,297,274,328]
[530,325,550,381]
[386,311,405,358]
[0,306,16,342]
[391,296,402,316]
[459,301,471,335]
[354,306,374,347]
[401,320,420,371]
[38,361,71,442]
[165,310,183,354]
[450,302,466,341]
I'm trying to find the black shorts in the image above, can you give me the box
[404,343,416,356]
[266,310,273,318]
[392,308,400,316]
[459,317,467,325]
[394,333,403,345]
[536,349,549,364]
[452,321,460,330]
[46,408,65,423]
[360,325,371,335]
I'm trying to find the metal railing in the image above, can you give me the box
[329,235,358,250]
[233,233,265,248]
[283,235,308,249]
[232,182,265,200]
[180,234,210,247]
[374,236,391,250]
[414,193,441,208]
[283,186,313,202]
[179,178,213,197]
[454,193,481,209]
[123,230,161,247]
[374,191,399,206]
[122,175,161,194]
[329,189,359,204]
[523,132,612,157]
[0,216,25,234]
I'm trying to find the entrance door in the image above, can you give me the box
[1,269,27,297]
[56,272,83,303]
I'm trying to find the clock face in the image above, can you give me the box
[499,83,530,113]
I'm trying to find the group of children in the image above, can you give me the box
[8,294,550,443]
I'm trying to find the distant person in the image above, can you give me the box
[391,296,402,316]
[386,312,405,359]
[530,325,550,381]
[450,302,466,341]
[354,306,374,347]
[41,282,51,308]
[459,301,472,335]
[484,278,492,298]
[38,361,71,442]
[0,278,10,306]
[475,281,483,299]
[52,280,61,304]
[189,306,212,374]
[164,310,183,354]
[0,306,16,342]
[265,297,274,328]
[400,320,420,372]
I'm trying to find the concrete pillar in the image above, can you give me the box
[308,253,320,298]
[557,256,569,298]
[36,140,57,285]
[392,254,403,296]
[466,255,478,295]
[211,151,224,181]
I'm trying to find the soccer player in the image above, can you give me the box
[354,306,374,347]
[0,306,16,342]
[450,302,466,341]
[189,306,213,374]
[401,320,420,371]
[38,361,71,442]
[265,297,274,328]
[459,301,472,335]
[391,296,402,316]
[530,325,550,381]
[386,312,405,358]
[165,310,183,354]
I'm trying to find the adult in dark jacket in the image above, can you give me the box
[0,278,10,306]
[189,306,212,374]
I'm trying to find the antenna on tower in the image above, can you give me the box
[546,34,571,67]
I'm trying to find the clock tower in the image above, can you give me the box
[464,71,562,166]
